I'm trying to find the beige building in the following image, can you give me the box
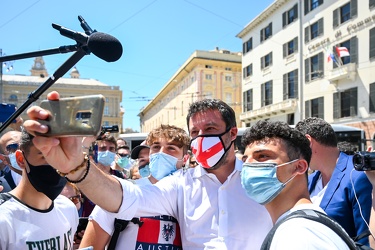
[1,57,124,131]
[139,48,242,132]
[237,0,375,146]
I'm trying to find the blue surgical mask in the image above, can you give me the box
[9,153,22,171]
[117,156,130,169]
[149,152,179,180]
[97,151,116,166]
[241,159,298,205]
[139,164,150,178]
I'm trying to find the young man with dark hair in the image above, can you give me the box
[24,91,272,249]
[241,120,348,249]
[295,117,372,245]
[0,129,78,249]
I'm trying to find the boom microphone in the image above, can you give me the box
[52,23,123,62]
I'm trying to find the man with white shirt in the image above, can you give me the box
[24,92,273,249]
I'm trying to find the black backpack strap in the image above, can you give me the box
[261,209,358,250]
[3,171,16,189]
[107,218,143,250]
[0,192,12,205]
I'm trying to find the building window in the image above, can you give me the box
[304,18,323,43]
[305,52,324,82]
[242,37,253,54]
[333,1,357,28]
[371,0,375,9]
[304,0,323,15]
[205,74,212,80]
[333,87,358,119]
[333,36,358,68]
[283,69,298,100]
[261,52,273,70]
[225,67,232,71]
[225,76,232,82]
[305,97,324,118]
[282,4,298,27]
[370,83,375,113]
[243,89,253,112]
[243,64,253,78]
[260,23,272,42]
[205,65,212,69]
[261,80,273,107]
[225,93,232,104]
[8,94,18,103]
[370,28,375,59]
[104,106,109,116]
[283,37,298,57]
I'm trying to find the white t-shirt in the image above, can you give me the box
[270,203,349,250]
[0,194,79,250]
[310,174,329,205]
[91,178,182,249]
[112,159,273,249]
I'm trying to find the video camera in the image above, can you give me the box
[353,151,375,171]
[97,125,119,140]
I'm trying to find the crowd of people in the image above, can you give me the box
[0,90,375,249]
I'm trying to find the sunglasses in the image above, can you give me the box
[118,153,130,158]
[68,195,82,205]
[6,143,19,153]
[190,161,198,166]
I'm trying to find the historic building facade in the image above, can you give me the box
[1,57,124,131]
[138,48,242,132]
[238,0,375,145]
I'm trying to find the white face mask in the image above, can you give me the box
[9,153,22,171]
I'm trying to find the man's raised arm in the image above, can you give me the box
[23,91,123,212]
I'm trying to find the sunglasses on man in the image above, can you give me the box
[6,143,19,153]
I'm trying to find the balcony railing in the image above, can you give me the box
[327,63,356,82]
[240,98,298,121]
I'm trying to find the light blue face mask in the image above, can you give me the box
[139,164,150,178]
[9,152,22,171]
[241,159,298,205]
[149,152,179,180]
[97,150,116,166]
[117,156,130,169]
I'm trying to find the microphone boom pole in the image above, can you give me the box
[0,45,79,62]
[0,48,89,133]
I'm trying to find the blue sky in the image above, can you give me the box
[1,0,274,131]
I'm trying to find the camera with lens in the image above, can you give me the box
[353,151,375,171]
[97,125,119,140]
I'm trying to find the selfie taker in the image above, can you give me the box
[24,92,272,249]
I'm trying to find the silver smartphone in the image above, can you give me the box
[37,95,105,137]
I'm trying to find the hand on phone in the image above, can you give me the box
[37,95,105,137]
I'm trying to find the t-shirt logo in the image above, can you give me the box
[162,223,175,241]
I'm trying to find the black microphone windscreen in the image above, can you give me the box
[88,32,123,62]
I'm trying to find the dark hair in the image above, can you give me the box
[242,120,311,164]
[186,99,236,130]
[337,141,357,155]
[118,145,130,151]
[19,129,34,156]
[98,132,117,150]
[295,117,337,147]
